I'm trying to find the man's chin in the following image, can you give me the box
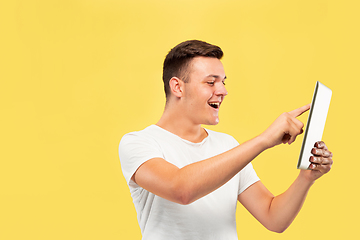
[204,119,220,126]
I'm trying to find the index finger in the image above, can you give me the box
[288,104,311,118]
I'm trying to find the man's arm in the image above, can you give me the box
[132,104,310,205]
[238,141,333,233]
[133,134,265,205]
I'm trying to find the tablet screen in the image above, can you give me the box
[297,81,332,169]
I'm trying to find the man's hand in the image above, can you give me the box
[259,104,310,149]
[300,141,333,182]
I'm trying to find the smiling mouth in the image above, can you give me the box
[208,102,220,109]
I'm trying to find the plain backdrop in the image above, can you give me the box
[1,0,359,239]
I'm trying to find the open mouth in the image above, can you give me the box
[208,102,220,109]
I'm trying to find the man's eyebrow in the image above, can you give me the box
[206,75,227,80]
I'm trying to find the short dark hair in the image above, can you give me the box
[162,40,223,99]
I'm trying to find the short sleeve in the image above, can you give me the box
[238,162,260,195]
[119,132,163,186]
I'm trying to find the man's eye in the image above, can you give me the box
[207,82,215,86]
[222,81,226,86]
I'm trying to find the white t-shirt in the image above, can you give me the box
[119,125,260,240]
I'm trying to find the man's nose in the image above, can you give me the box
[215,83,228,96]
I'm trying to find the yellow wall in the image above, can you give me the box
[1,0,358,239]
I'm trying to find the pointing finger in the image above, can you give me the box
[288,104,311,118]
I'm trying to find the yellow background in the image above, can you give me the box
[1,0,359,239]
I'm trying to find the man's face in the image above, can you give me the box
[182,56,228,125]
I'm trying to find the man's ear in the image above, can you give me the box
[169,77,184,98]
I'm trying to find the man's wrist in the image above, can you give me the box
[255,134,271,151]
[298,170,316,186]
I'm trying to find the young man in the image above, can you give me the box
[119,40,333,240]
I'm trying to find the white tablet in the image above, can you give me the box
[297,81,332,170]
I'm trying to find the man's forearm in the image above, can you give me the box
[266,173,314,232]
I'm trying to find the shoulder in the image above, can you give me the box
[119,125,166,185]
[120,125,160,144]
[119,125,164,157]
[119,124,178,156]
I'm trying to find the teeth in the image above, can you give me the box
[209,102,220,108]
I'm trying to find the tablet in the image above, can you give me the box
[297,81,332,170]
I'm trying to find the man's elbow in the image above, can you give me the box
[171,183,195,205]
[266,225,288,234]
[175,188,194,205]
[270,228,287,234]
[262,219,289,233]
[177,195,192,205]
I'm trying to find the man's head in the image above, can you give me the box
[162,40,223,100]
[161,40,227,126]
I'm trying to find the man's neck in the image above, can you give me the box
[156,106,208,143]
